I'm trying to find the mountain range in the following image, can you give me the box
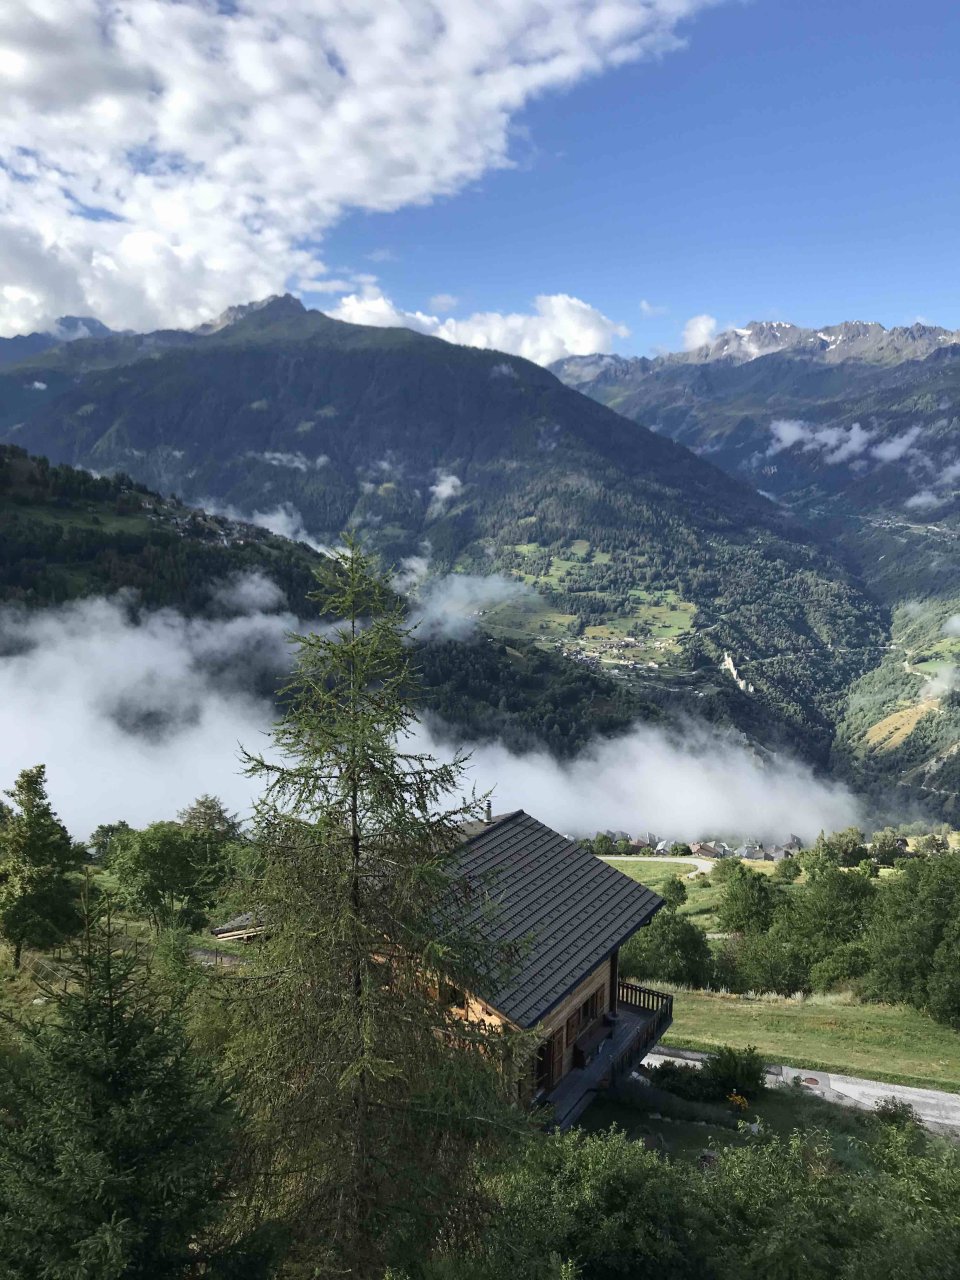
[554,319,960,819]
[4,297,956,820]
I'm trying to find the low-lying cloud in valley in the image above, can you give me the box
[767,418,875,463]
[0,577,859,843]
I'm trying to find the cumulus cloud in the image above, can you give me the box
[246,451,329,471]
[766,418,874,464]
[429,293,459,313]
[427,470,464,517]
[682,313,717,350]
[326,289,630,366]
[0,0,720,334]
[871,425,923,463]
[409,573,529,640]
[0,589,860,843]
[905,490,944,511]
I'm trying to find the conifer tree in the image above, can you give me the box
[0,764,81,968]
[231,541,528,1278]
[0,898,278,1279]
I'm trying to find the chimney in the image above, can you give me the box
[484,799,493,824]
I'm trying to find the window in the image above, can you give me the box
[566,985,605,1046]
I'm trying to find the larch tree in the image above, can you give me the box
[230,541,530,1278]
[0,764,81,969]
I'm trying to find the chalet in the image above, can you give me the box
[765,845,791,862]
[735,842,765,861]
[210,809,674,1130]
[454,810,672,1128]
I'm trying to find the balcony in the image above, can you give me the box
[545,981,673,1130]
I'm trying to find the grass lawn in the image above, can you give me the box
[659,986,960,1092]
[605,856,786,932]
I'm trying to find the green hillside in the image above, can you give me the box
[2,298,883,763]
[0,443,327,614]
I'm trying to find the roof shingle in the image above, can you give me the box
[454,810,663,1028]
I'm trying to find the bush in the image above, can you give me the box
[611,1077,740,1128]
[701,1045,766,1101]
[648,1046,765,1104]
[873,1096,920,1129]
[772,857,801,884]
[711,857,744,883]
[620,910,713,987]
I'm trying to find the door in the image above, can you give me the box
[535,1027,565,1093]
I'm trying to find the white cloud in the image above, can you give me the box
[427,470,463,517]
[905,490,943,511]
[682,313,717,350]
[414,719,860,843]
[639,298,667,317]
[392,555,431,595]
[766,419,809,454]
[211,570,287,615]
[0,0,721,334]
[409,573,529,640]
[246,451,329,471]
[0,594,294,837]
[871,425,923,463]
[429,293,459,313]
[942,615,960,637]
[766,418,874,464]
[0,589,860,843]
[327,288,629,366]
[198,496,331,554]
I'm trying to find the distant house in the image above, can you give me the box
[655,839,671,854]
[637,831,659,849]
[451,810,672,1128]
[784,835,804,853]
[692,840,724,858]
[736,842,765,861]
[765,845,790,862]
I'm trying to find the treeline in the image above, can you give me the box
[625,830,960,1029]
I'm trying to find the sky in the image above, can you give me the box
[2,0,959,362]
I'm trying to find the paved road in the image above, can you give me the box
[644,1047,960,1136]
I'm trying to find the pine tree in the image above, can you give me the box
[0,898,278,1279]
[231,541,528,1278]
[0,764,81,968]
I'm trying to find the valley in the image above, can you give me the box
[0,297,884,780]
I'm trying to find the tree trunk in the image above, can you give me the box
[13,939,22,970]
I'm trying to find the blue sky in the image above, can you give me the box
[4,0,959,361]
[322,0,960,356]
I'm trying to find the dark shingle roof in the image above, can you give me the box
[454,810,663,1028]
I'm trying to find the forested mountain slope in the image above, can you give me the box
[555,321,960,817]
[553,321,960,604]
[1,297,882,762]
[0,444,325,614]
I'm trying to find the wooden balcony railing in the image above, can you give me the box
[609,981,673,1083]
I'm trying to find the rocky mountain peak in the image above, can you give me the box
[195,293,306,335]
